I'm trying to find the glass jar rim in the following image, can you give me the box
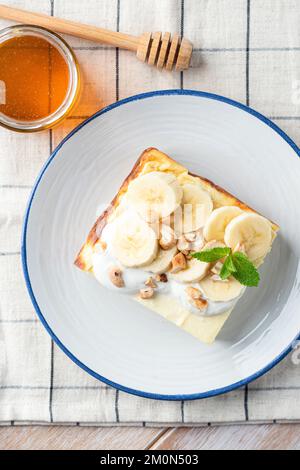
[0,24,80,132]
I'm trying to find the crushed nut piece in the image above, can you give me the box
[181,250,190,256]
[191,297,208,311]
[185,285,208,311]
[185,231,197,242]
[177,235,191,253]
[159,224,176,250]
[108,266,125,288]
[191,230,205,251]
[145,276,157,288]
[139,287,154,299]
[185,286,202,300]
[171,252,187,273]
[154,273,168,283]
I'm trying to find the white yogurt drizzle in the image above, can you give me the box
[92,220,244,317]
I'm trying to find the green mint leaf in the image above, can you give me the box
[192,247,231,263]
[219,255,237,280]
[231,252,260,287]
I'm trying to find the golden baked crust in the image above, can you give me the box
[75,147,279,271]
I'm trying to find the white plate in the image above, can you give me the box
[22,90,300,400]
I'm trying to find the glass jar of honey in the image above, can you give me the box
[0,25,80,132]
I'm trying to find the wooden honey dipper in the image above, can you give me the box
[0,4,193,71]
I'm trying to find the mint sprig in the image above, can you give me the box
[230,252,260,287]
[192,247,231,262]
[220,254,236,280]
[192,247,260,287]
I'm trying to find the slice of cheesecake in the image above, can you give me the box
[75,148,279,344]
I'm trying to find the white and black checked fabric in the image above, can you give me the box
[1,0,300,425]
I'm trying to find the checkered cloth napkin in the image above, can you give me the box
[1,0,300,425]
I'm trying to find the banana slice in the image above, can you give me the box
[203,240,226,250]
[170,258,210,283]
[182,183,213,233]
[126,171,183,220]
[144,246,178,274]
[111,212,158,267]
[199,276,244,302]
[203,206,243,241]
[224,213,272,261]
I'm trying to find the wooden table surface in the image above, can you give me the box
[1,424,300,450]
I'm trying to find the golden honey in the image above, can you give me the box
[0,35,70,121]
[0,25,80,132]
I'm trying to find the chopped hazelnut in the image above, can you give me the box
[145,276,157,288]
[182,250,190,256]
[192,231,205,251]
[159,224,176,250]
[154,273,168,283]
[108,266,125,288]
[185,286,208,311]
[189,229,204,251]
[177,235,191,253]
[192,297,208,311]
[171,252,187,273]
[139,287,154,299]
[185,286,202,300]
[184,231,197,242]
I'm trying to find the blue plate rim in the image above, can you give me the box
[21,89,300,401]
